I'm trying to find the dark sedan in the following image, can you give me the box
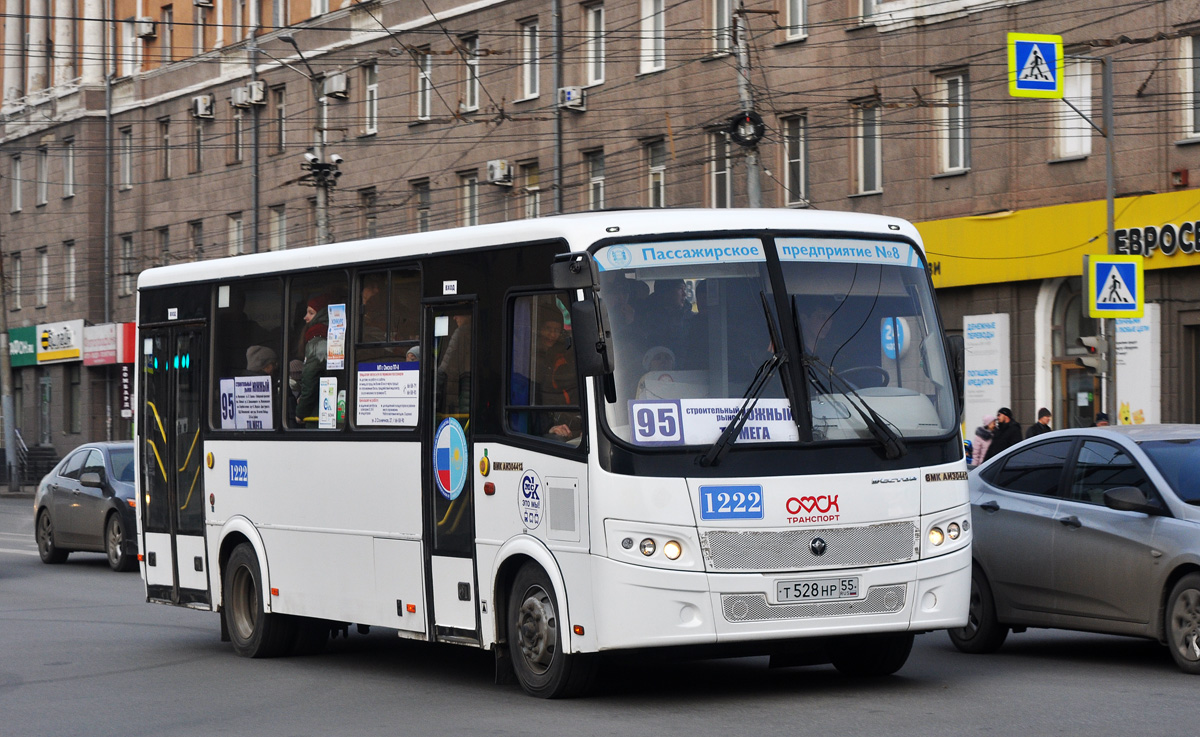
[34,442,137,572]
[949,425,1200,674]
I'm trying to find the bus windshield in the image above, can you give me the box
[594,236,956,449]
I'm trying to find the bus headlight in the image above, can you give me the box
[663,540,682,560]
[639,538,656,556]
[947,522,961,540]
[928,527,945,546]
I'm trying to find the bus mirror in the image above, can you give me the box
[945,334,965,415]
[570,298,612,377]
[552,252,599,291]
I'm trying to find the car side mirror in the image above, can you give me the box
[80,471,104,489]
[1103,486,1160,514]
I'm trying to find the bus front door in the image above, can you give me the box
[140,325,211,607]
[424,303,479,640]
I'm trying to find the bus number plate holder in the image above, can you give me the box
[774,577,860,604]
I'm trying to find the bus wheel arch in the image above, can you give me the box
[505,561,596,698]
[222,541,295,657]
[490,539,573,652]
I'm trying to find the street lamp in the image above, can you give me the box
[280,33,342,245]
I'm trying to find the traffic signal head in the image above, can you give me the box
[1076,335,1108,373]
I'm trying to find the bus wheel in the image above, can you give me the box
[830,632,914,677]
[948,567,1008,654]
[224,543,295,658]
[507,564,595,698]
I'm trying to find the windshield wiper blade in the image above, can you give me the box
[803,355,907,460]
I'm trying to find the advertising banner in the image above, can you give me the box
[37,319,85,364]
[9,326,37,367]
[963,314,1011,432]
[84,324,118,365]
[1115,303,1160,425]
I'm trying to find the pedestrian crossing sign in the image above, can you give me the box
[1086,255,1143,318]
[1008,33,1063,99]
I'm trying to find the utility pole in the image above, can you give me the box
[281,34,341,245]
[734,4,762,207]
[0,243,16,492]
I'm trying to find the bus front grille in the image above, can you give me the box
[721,585,908,622]
[702,522,919,572]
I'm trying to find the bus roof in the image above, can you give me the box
[137,208,924,289]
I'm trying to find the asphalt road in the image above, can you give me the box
[1,494,1194,737]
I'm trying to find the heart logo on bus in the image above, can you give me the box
[786,495,840,514]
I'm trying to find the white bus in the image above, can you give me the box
[136,209,970,697]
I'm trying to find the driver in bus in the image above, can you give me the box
[535,307,581,442]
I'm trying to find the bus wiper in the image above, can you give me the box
[699,293,787,468]
[803,356,907,460]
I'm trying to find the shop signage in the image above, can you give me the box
[36,319,84,364]
[9,326,37,368]
[962,313,1011,437]
[84,324,117,365]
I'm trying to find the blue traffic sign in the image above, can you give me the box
[1086,255,1143,318]
[1008,33,1063,99]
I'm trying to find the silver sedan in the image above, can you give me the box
[948,425,1200,674]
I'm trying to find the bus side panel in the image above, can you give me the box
[143,532,175,587]
[373,538,427,634]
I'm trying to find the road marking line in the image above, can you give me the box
[0,547,39,556]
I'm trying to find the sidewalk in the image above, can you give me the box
[0,484,37,500]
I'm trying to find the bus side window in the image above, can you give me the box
[354,267,421,428]
[507,293,582,446]
[288,270,349,430]
[212,278,283,430]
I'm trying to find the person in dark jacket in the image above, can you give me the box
[983,407,1022,461]
[1025,407,1052,438]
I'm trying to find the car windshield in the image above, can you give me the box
[109,447,135,483]
[593,235,956,448]
[1138,439,1200,503]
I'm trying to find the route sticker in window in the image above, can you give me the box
[629,399,798,446]
[356,360,419,426]
[218,377,274,430]
[434,417,469,500]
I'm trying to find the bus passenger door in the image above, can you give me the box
[423,303,479,640]
[140,326,210,607]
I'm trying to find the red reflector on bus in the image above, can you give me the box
[137,553,144,562]
[406,603,416,613]
[271,588,279,597]
[573,625,585,636]
[484,482,496,496]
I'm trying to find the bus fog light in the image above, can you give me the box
[947,522,961,540]
[929,527,945,546]
[639,538,656,556]
[663,540,682,560]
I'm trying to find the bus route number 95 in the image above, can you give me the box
[630,400,684,445]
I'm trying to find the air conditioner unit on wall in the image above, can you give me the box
[246,80,267,105]
[557,86,585,111]
[135,18,157,39]
[486,159,513,186]
[192,0,212,7]
[231,86,251,108]
[323,72,349,99]
[191,94,215,119]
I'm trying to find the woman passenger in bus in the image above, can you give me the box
[534,308,581,442]
[294,295,330,427]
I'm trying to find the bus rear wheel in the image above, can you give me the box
[507,564,595,698]
[830,632,914,677]
[224,543,295,658]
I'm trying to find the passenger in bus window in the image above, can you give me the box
[360,274,387,343]
[535,305,581,441]
[245,346,278,376]
[437,314,471,415]
[406,346,420,363]
[295,295,330,427]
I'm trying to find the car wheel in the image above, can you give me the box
[223,543,295,658]
[36,509,69,564]
[105,514,136,572]
[948,567,1009,654]
[1165,573,1200,675]
[831,632,914,677]
[507,563,596,698]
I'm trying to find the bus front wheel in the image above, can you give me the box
[224,543,295,658]
[507,564,596,698]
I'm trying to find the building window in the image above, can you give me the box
[461,36,480,112]
[36,147,48,206]
[937,72,969,173]
[158,118,171,179]
[785,0,806,40]
[854,100,881,194]
[312,0,329,15]
[521,163,541,218]
[460,173,479,226]
[782,114,806,206]
[521,21,540,99]
[36,249,48,307]
[585,150,605,210]
[230,107,244,163]
[120,235,135,296]
[270,85,286,152]
[1056,58,1092,159]
[189,220,204,259]
[713,0,733,54]
[194,6,206,55]
[119,127,134,189]
[233,0,246,40]
[11,154,21,211]
[10,254,21,309]
[416,46,433,120]
[268,205,287,250]
[710,132,731,207]
[191,119,204,173]
[640,0,666,73]
[413,179,431,232]
[363,63,379,134]
[63,138,75,198]
[228,213,245,255]
[161,5,174,62]
[646,139,667,207]
[64,241,76,301]
[585,4,605,85]
[120,19,139,76]
[66,364,82,434]
[360,188,379,237]
[860,0,875,22]
[274,0,288,28]
[158,227,171,265]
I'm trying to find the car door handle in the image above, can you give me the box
[1058,515,1082,528]
[980,501,1000,512]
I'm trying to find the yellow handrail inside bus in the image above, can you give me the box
[180,463,201,512]
[147,401,167,443]
[146,438,167,480]
[178,429,199,473]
